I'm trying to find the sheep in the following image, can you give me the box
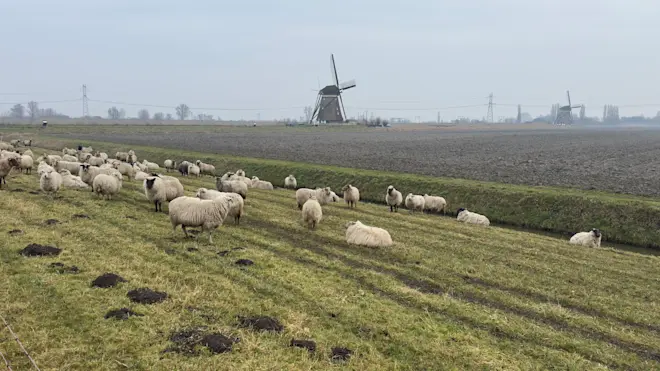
[404,193,425,213]
[456,208,490,226]
[62,154,78,162]
[143,174,185,212]
[215,178,248,199]
[235,169,246,177]
[59,169,89,189]
[385,185,403,212]
[22,139,32,147]
[423,194,447,214]
[79,164,122,189]
[231,174,252,187]
[188,163,201,177]
[295,187,337,209]
[95,151,108,161]
[251,176,274,190]
[301,196,322,230]
[164,159,177,172]
[43,155,61,166]
[0,157,20,188]
[195,160,216,176]
[1,151,21,160]
[178,161,191,176]
[37,161,54,177]
[284,174,297,189]
[195,187,245,225]
[114,162,135,180]
[62,147,77,156]
[134,169,150,181]
[341,184,360,208]
[569,228,602,248]
[168,196,234,243]
[0,142,14,151]
[19,155,33,174]
[115,151,130,162]
[93,172,123,200]
[86,156,105,167]
[344,220,393,248]
[9,139,20,147]
[54,160,82,175]
[133,161,147,172]
[142,160,160,172]
[78,152,92,163]
[40,168,63,195]
[22,149,33,159]
[128,150,137,164]
[78,145,93,153]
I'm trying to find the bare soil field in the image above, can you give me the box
[41,125,660,196]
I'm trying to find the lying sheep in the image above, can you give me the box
[284,174,297,189]
[164,159,176,172]
[0,157,20,188]
[62,154,78,162]
[295,187,337,209]
[215,178,248,199]
[220,172,252,186]
[251,176,274,190]
[143,174,185,212]
[188,163,201,177]
[195,187,245,225]
[456,208,490,226]
[196,160,215,176]
[40,168,63,195]
[59,169,89,189]
[569,228,602,248]
[168,196,234,243]
[423,194,447,214]
[301,196,322,230]
[142,160,160,172]
[404,193,425,213]
[178,161,191,176]
[19,155,33,174]
[54,160,82,176]
[345,220,393,248]
[341,184,360,208]
[385,185,403,212]
[93,172,123,200]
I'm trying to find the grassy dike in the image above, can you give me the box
[35,136,660,249]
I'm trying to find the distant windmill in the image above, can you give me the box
[309,54,356,124]
[554,90,583,126]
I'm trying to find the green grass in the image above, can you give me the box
[0,147,659,370]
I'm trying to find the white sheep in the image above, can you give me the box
[385,185,403,212]
[221,172,252,187]
[115,151,130,162]
[62,154,78,162]
[423,194,447,214]
[86,156,105,167]
[78,152,92,162]
[235,169,246,177]
[143,175,185,212]
[456,208,490,226]
[301,196,322,230]
[79,164,122,189]
[215,178,248,199]
[195,187,245,225]
[341,184,360,208]
[63,147,77,156]
[188,163,201,177]
[37,161,54,177]
[164,159,176,172]
[142,160,160,172]
[345,220,393,248]
[19,155,33,174]
[59,169,89,189]
[251,176,274,190]
[40,169,63,195]
[114,162,135,180]
[134,169,150,181]
[295,187,337,209]
[92,172,123,200]
[22,149,34,159]
[168,196,233,243]
[284,174,297,189]
[78,145,93,153]
[404,193,425,213]
[569,228,602,248]
[22,139,32,147]
[96,152,108,161]
[196,160,216,176]
[54,160,82,176]
[0,157,20,188]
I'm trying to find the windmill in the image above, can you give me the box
[309,54,356,124]
[554,90,583,126]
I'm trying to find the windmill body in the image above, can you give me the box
[309,54,356,124]
[554,90,583,126]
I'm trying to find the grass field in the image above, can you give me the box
[1,146,659,370]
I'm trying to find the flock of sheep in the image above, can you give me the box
[0,139,603,249]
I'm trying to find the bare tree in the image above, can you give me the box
[108,106,121,119]
[165,113,173,120]
[138,109,150,120]
[119,108,126,119]
[27,101,39,122]
[10,104,25,118]
[153,112,164,120]
[176,104,190,120]
[303,106,313,122]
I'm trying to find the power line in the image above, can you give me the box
[87,99,307,111]
[0,98,80,106]
[345,104,487,111]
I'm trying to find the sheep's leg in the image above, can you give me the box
[181,225,190,238]
[208,229,214,244]
[235,215,240,225]
[153,200,159,212]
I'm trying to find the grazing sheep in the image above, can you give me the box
[284,174,297,189]
[86,156,105,167]
[0,157,20,188]
[301,196,322,230]
[215,178,248,199]
[196,160,216,176]
[164,159,176,172]
[235,169,246,177]
[188,163,201,177]
[79,164,122,189]
[59,169,89,189]
[423,194,447,214]
[341,184,360,208]
[40,169,63,195]
[178,161,191,176]
[456,208,490,226]
[54,160,82,175]
[92,172,123,200]
[295,187,337,209]
[114,162,135,180]
[385,185,403,212]
[195,187,245,225]
[251,176,274,190]
[569,228,602,248]
[19,155,33,174]
[344,220,393,248]
[142,160,160,172]
[168,196,233,243]
[0,143,13,152]
[62,154,78,162]
[404,193,425,213]
[143,174,185,212]
[134,169,150,181]
[115,151,130,162]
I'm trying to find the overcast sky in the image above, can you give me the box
[1,0,659,121]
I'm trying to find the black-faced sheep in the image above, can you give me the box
[178,161,191,176]
[569,228,602,248]
[344,220,393,248]
[164,159,176,172]
[143,175,185,212]
[385,185,403,212]
[456,208,490,226]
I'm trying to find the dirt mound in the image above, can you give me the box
[290,339,316,352]
[202,333,235,354]
[92,273,127,288]
[8,229,23,236]
[11,188,24,193]
[164,327,239,355]
[104,308,143,320]
[127,288,168,304]
[235,259,254,266]
[187,247,199,252]
[20,244,61,257]
[72,214,90,219]
[44,219,59,225]
[237,316,283,332]
[49,262,79,274]
[125,215,137,220]
[218,250,230,256]
[331,347,353,361]
[29,191,40,195]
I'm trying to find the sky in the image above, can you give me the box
[1,0,659,121]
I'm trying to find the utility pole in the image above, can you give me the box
[486,93,494,123]
[82,84,89,123]
[437,111,440,124]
